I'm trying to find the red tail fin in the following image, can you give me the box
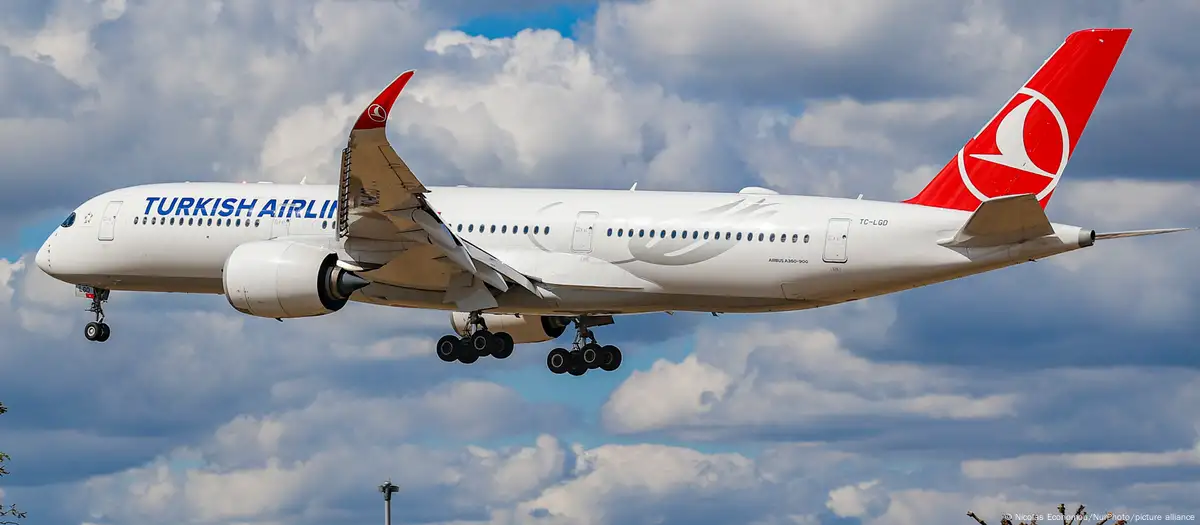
[904,28,1131,212]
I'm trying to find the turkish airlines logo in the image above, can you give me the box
[367,103,387,123]
[958,87,1070,202]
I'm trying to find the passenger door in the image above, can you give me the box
[97,201,123,241]
[571,211,599,253]
[822,218,851,263]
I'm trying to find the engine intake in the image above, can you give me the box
[223,240,370,319]
[450,312,570,344]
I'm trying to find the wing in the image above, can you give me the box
[336,71,541,311]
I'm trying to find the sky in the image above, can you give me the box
[2,1,1200,524]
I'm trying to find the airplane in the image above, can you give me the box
[34,28,1189,376]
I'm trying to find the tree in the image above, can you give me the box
[967,504,1126,525]
[0,402,25,524]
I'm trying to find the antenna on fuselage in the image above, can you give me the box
[300,176,307,185]
[856,194,863,200]
[629,182,638,191]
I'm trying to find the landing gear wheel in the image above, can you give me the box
[436,335,459,362]
[82,287,112,342]
[470,330,494,357]
[567,349,587,376]
[580,343,602,369]
[547,348,570,374]
[493,332,514,359]
[599,345,621,372]
[457,337,480,364]
[84,322,102,341]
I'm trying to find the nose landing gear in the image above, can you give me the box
[79,286,111,342]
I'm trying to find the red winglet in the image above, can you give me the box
[352,70,416,131]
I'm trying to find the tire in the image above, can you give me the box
[581,343,602,369]
[458,337,479,364]
[96,323,111,342]
[84,322,101,341]
[470,330,493,357]
[436,335,459,362]
[546,348,570,374]
[493,332,514,359]
[568,349,587,376]
[600,345,621,372]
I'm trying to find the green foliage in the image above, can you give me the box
[968,504,1126,525]
[0,402,26,525]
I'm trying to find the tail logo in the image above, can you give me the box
[958,87,1070,202]
[367,103,388,123]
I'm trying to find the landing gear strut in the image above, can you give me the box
[435,311,514,364]
[546,317,621,376]
[80,286,111,342]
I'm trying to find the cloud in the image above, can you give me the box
[602,325,1017,437]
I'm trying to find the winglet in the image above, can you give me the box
[352,70,416,131]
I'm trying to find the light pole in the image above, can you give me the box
[379,479,400,525]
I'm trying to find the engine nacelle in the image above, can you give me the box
[450,312,570,344]
[223,240,369,319]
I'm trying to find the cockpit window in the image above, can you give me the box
[61,212,76,228]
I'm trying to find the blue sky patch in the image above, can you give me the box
[455,3,597,39]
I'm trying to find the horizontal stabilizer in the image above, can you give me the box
[940,193,1054,248]
[1096,227,1191,240]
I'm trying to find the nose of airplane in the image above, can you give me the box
[35,237,52,274]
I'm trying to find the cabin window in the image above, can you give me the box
[133,217,140,225]
[456,224,463,232]
[804,234,810,243]
[607,228,613,236]
[714,231,720,239]
[736,232,742,241]
[769,233,776,242]
[545,226,551,234]
[236,219,242,226]
[490,225,496,233]
[501,225,507,233]
[638,229,645,237]
[670,230,677,238]
[468,225,474,232]
[649,229,656,238]
[725,232,731,240]
[757,233,764,241]
[534,226,540,234]
[703,231,710,240]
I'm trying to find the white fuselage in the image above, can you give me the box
[36,182,1093,316]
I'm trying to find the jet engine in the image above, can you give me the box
[450,312,570,344]
[223,240,370,319]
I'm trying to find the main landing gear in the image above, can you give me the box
[435,312,515,365]
[80,286,111,342]
[545,317,621,377]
